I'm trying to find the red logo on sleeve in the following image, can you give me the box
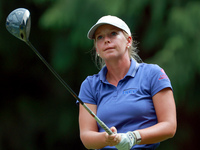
[159,69,169,80]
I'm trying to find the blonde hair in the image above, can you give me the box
[92,31,142,70]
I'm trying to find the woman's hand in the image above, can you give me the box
[105,127,121,146]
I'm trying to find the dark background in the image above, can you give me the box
[1,0,200,149]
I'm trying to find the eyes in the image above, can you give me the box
[111,31,117,36]
[96,35,103,40]
[96,31,119,40]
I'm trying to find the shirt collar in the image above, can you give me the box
[99,58,139,83]
[126,58,139,77]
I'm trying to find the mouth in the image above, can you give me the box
[104,47,115,51]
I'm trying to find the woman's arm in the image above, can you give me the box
[79,103,119,149]
[137,88,177,144]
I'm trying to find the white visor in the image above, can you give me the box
[87,15,131,39]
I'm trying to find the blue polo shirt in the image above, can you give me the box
[78,59,172,149]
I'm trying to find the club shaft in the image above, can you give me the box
[26,41,113,135]
[82,103,113,135]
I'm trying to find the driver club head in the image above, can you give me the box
[6,8,31,42]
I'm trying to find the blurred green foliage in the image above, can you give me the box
[1,0,200,149]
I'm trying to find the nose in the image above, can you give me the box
[104,35,111,44]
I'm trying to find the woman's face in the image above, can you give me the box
[94,24,131,62]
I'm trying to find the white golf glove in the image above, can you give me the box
[115,131,136,150]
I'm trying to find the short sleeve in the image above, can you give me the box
[149,65,172,96]
[77,77,97,105]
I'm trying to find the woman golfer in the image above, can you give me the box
[78,15,177,150]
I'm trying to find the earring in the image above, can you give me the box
[97,53,99,56]
[127,45,130,49]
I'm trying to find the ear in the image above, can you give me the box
[94,42,98,53]
[127,36,132,47]
[95,47,98,53]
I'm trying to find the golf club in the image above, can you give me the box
[6,8,113,135]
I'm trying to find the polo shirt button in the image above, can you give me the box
[113,90,118,97]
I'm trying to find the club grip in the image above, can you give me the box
[94,115,113,135]
[82,103,113,135]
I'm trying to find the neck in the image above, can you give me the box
[105,57,131,86]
